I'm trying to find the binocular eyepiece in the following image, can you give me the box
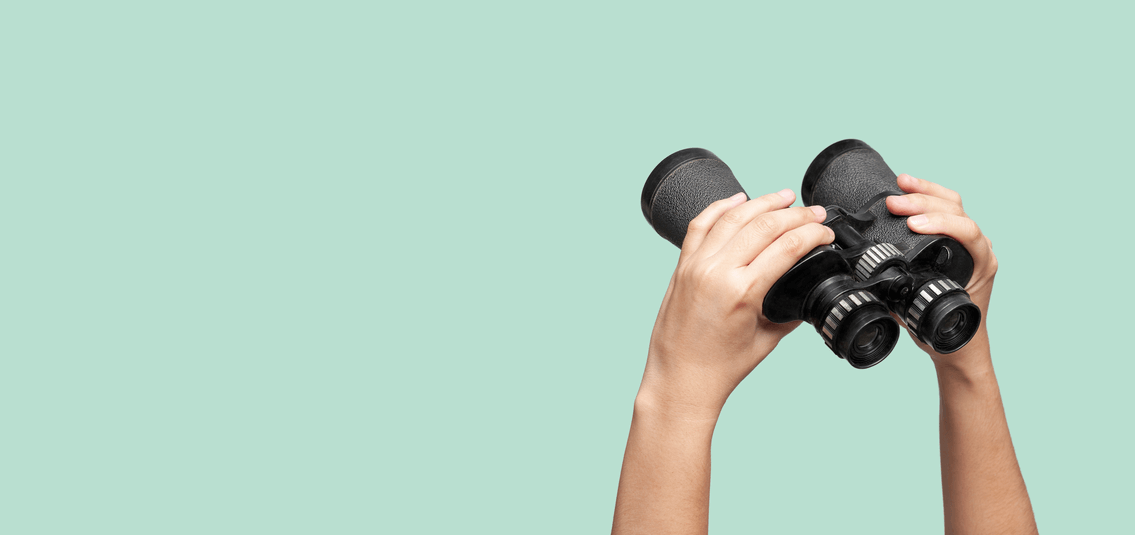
[641,140,981,368]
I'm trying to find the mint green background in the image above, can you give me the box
[2,2,1131,533]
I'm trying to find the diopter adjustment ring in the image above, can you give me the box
[904,278,965,333]
[820,290,879,349]
[854,242,903,281]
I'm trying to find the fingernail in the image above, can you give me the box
[908,215,929,227]
[888,195,908,207]
[729,191,747,203]
[809,205,826,220]
[777,189,794,202]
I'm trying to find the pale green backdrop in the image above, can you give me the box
[2,1,1131,533]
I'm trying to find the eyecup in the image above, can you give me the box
[921,295,982,354]
[642,148,719,225]
[904,278,982,354]
[801,139,873,206]
[837,306,900,369]
[812,282,900,369]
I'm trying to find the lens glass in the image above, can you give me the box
[937,310,966,339]
[854,325,884,353]
[847,318,895,368]
[926,299,982,354]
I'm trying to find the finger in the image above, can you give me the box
[743,222,835,299]
[886,193,966,217]
[896,174,963,207]
[698,189,796,256]
[680,192,748,259]
[718,205,827,267]
[907,212,993,270]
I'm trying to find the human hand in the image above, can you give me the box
[885,174,999,373]
[638,190,834,420]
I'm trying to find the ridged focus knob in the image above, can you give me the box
[854,242,903,281]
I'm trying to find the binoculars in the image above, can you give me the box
[640,140,980,369]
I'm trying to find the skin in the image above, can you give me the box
[612,175,1037,535]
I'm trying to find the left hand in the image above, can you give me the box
[640,190,834,420]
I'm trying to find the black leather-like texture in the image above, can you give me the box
[648,158,746,248]
[811,146,935,253]
[807,142,974,283]
[859,197,935,253]
[810,148,903,211]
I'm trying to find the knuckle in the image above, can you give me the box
[803,223,831,247]
[720,209,745,226]
[796,205,819,221]
[807,221,830,238]
[950,190,964,203]
[730,226,758,253]
[942,198,965,216]
[960,217,981,240]
[779,232,806,256]
[751,214,779,237]
[678,260,712,282]
[687,218,707,233]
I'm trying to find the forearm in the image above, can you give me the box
[935,328,1037,534]
[612,392,719,535]
[611,190,832,533]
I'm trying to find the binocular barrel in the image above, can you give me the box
[803,139,904,209]
[641,141,982,368]
[641,149,747,248]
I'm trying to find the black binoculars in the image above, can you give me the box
[640,140,980,369]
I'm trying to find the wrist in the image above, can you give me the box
[931,325,994,381]
[634,380,726,426]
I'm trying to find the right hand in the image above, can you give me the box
[885,173,999,372]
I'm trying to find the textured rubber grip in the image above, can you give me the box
[860,197,934,252]
[804,139,927,252]
[643,149,747,248]
[803,140,902,210]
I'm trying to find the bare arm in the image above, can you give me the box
[611,396,717,535]
[887,174,1038,534]
[936,334,1036,534]
[613,190,833,534]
